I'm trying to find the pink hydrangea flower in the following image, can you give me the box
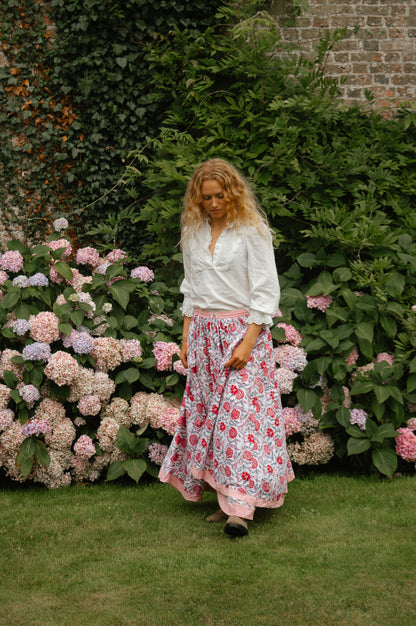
[275,368,297,394]
[76,247,100,267]
[376,352,394,366]
[306,294,333,312]
[46,239,72,260]
[395,428,416,462]
[153,341,180,371]
[44,351,80,386]
[273,344,307,372]
[350,408,368,430]
[157,407,180,435]
[120,339,142,362]
[18,384,41,406]
[73,434,96,458]
[0,408,14,431]
[147,442,169,465]
[282,407,301,436]
[29,311,60,343]
[91,337,123,371]
[0,270,8,285]
[345,347,359,367]
[106,249,127,263]
[78,394,101,416]
[131,266,154,282]
[276,323,302,347]
[173,359,188,376]
[407,418,416,431]
[0,250,24,273]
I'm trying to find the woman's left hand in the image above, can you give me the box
[225,342,253,370]
[224,322,263,370]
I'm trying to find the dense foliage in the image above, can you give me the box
[124,7,416,477]
[0,0,221,245]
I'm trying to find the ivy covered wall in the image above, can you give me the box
[0,0,221,247]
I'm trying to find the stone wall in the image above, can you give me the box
[268,0,416,107]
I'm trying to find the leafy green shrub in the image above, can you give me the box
[123,6,416,477]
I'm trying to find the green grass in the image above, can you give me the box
[0,474,415,626]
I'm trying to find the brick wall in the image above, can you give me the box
[268,0,416,107]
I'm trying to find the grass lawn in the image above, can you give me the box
[0,473,415,626]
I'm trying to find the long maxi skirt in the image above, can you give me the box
[159,309,295,520]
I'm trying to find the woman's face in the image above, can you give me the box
[200,180,227,224]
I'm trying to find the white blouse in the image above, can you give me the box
[180,220,280,326]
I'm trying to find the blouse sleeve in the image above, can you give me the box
[179,239,194,317]
[245,226,280,327]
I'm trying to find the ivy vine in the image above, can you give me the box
[0,0,221,247]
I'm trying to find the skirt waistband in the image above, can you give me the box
[194,308,248,319]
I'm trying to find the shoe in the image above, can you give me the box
[205,509,227,523]
[224,515,248,537]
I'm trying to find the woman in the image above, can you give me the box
[159,158,294,537]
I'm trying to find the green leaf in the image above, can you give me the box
[373,385,390,404]
[109,280,136,310]
[105,460,126,482]
[124,315,138,330]
[350,380,374,395]
[1,290,20,310]
[347,437,371,456]
[70,310,85,326]
[372,447,397,479]
[34,440,51,467]
[165,373,179,386]
[115,368,140,385]
[335,407,350,428]
[297,252,317,267]
[407,373,416,394]
[30,366,44,387]
[55,261,73,281]
[123,458,147,483]
[379,313,397,339]
[333,267,352,283]
[2,369,19,389]
[58,322,73,336]
[297,388,320,413]
[355,323,374,344]
[376,423,398,440]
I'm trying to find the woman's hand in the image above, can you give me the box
[180,315,192,369]
[180,341,188,369]
[225,322,263,370]
[225,341,253,370]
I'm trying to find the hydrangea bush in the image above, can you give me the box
[273,242,416,478]
[1,220,415,488]
[0,219,185,488]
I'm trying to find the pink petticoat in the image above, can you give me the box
[159,309,294,518]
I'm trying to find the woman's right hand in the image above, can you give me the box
[180,342,188,369]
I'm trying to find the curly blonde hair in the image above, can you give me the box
[181,158,271,240]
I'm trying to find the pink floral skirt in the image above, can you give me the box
[159,309,295,518]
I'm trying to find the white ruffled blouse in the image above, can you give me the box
[180,221,280,326]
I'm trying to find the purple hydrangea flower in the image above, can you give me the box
[53,217,69,231]
[19,384,41,404]
[22,342,52,361]
[13,319,31,336]
[12,275,30,288]
[72,333,95,355]
[22,418,51,437]
[29,272,49,287]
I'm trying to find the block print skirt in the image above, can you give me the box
[159,309,295,516]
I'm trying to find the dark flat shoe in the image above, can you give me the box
[224,515,248,537]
